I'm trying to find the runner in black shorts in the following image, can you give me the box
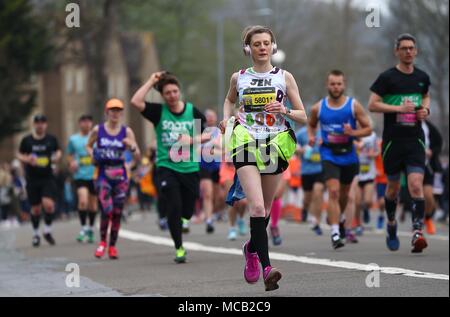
[309,70,372,250]
[369,33,431,253]
[17,114,62,247]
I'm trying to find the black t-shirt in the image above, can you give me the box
[141,102,207,133]
[19,134,59,180]
[370,67,431,140]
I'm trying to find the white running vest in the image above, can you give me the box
[237,67,288,139]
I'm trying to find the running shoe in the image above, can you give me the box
[332,233,345,249]
[411,230,428,253]
[377,215,385,230]
[86,229,95,244]
[242,241,260,284]
[174,246,187,264]
[346,230,359,244]
[76,230,86,243]
[228,228,237,241]
[43,233,56,246]
[237,218,248,236]
[206,221,215,234]
[95,241,107,258]
[32,235,40,248]
[386,222,400,251]
[270,226,282,246]
[311,225,323,236]
[158,217,168,231]
[424,218,436,235]
[108,246,119,259]
[355,225,364,236]
[263,266,282,292]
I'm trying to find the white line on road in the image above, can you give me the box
[120,229,449,281]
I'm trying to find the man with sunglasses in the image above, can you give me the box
[17,114,62,247]
[369,34,431,253]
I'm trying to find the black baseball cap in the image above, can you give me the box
[79,114,93,122]
[33,114,47,123]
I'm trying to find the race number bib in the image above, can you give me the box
[242,87,276,113]
[360,164,370,174]
[309,153,321,163]
[36,156,50,167]
[79,156,92,166]
[327,133,349,144]
[396,113,417,127]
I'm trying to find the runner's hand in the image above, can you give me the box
[343,124,354,136]
[149,71,166,85]
[69,160,78,173]
[400,100,416,113]
[265,101,286,114]
[28,155,37,166]
[219,120,227,134]
[416,107,429,121]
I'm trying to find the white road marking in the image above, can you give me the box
[120,229,449,281]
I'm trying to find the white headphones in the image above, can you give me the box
[243,27,278,56]
[243,42,278,56]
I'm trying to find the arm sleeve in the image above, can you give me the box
[193,107,207,133]
[19,138,29,154]
[370,73,388,97]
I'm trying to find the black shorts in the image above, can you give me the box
[199,168,220,183]
[322,161,359,185]
[74,179,96,195]
[424,165,434,186]
[301,173,324,191]
[382,138,425,179]
[26,177,57,206]
[358,179,374,189]
[156,167,200,199]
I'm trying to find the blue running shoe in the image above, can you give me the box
[377,215,385,230]
[386,222,400,251]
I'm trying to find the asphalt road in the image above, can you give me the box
[1,210,448,297]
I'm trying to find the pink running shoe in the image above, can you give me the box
[242,241,260,284]
[263,266,282,291]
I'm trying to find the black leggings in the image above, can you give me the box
[157,168,199,249]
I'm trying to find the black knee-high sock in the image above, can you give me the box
[78,210,88,227]
[385,197,397,222]
[412,198,425,230]
[100,213,109,243]
[88,211,97,227]
[44,213,53,226]
[31,214,40,232]
[248,217,271,269]
[109,212,121,247]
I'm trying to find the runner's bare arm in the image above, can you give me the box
[219,73,239,134]
[131,72,166,112]
[86,126,99,158]
[125,127,141,161]
[345,101,372,138]
[307,102,320,145]
[368,92,414,114]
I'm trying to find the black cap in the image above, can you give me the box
[33,114,47,123]
[79,114,93,122]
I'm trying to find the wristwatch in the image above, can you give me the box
[285,107,291,116]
